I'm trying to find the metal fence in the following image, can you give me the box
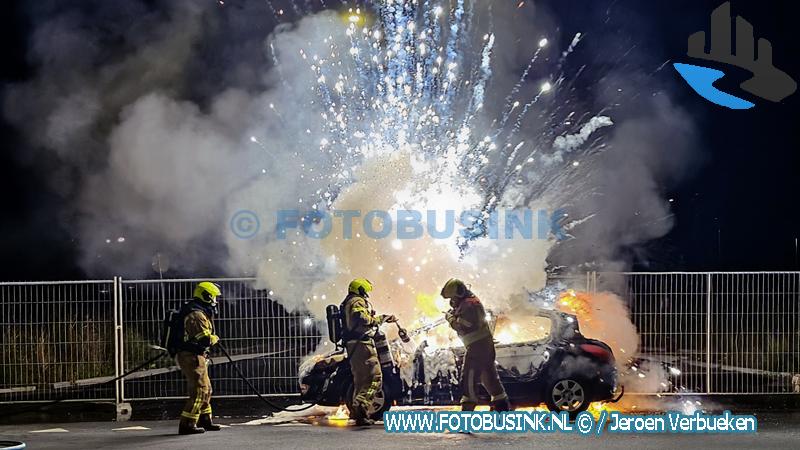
[0,277,323,410]
[119,278,322,401]
[2,272,799,412]
[598,272,800,394]
[0,280,116,402]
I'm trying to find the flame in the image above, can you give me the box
[586,401,622,419]
[326,404,350,426]
[415,292,448,319]
[408,293,461,352]
[492,314,550,344]
[513,405,549,412]
[557,289,591,318]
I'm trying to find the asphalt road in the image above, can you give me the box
[2,412,800,449]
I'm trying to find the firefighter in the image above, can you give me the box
[177,281,223,435]
[441,278,511,412]
[341,278,396,426]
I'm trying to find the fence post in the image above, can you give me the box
[114,277,131,421]
[706,272,712,394]
[118,277,126,404]
[113,276,121,409]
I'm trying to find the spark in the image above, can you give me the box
[253,1,615,342]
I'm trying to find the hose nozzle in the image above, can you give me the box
[396,322,411,343]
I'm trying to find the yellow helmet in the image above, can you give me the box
[440,278,468,299]
[193,281,222,306]
[348,278,373,298]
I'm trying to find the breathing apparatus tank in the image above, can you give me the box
[372,330,395,369]
[161,307,184,357]
[325,304,342,345]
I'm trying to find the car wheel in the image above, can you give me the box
[344,382,392,421]
[545,378,589,418]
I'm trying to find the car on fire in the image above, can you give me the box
[298,309,621,420]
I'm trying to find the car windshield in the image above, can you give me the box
[493,315,553,345]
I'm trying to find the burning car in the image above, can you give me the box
[299,309,621,420]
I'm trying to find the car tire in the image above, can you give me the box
[544,377,590,419]
[344,382,392,422]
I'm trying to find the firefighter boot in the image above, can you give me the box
[355,417,375,426]
[178,418,206,435]
[460,402,477,412]
[491,397,512,412]
[198,414,222,431]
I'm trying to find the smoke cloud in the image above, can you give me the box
[4,1,696,324]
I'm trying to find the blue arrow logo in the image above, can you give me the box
[673,63,755,110]
[675,3,795,109]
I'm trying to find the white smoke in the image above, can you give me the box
[553,116,614,153]
[4,1,696,324]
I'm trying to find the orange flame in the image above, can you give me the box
[326,404,350,426]
[557,289,591,319]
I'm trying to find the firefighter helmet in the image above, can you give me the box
[348,278,373,298]
[440,278,468,299]
[193,281,222,306]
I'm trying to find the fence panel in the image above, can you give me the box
[120,278,324,400]
[710,272,800,394]
[0,280,116,403]
[598,272,710,394]
[599,272,800,395]
[3,273,799,404]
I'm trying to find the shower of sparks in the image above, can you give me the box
[260,1,611,253]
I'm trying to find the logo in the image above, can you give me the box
[227,208,568,241]
[230,210,260,239]
[674,2,796,109]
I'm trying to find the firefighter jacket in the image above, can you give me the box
[342,294,381,343]
[183,308,219,355]
[446,295,492,347]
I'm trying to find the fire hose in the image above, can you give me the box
[1,342,317,419]
[216,343,317,413]
[2,319,429,420]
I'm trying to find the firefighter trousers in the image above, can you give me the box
[346,340,382,420]
[459,337,507,406]
[177,352,212,424]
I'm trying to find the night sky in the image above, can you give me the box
[0,0,798,281]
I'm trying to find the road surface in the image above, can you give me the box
[2,412,800,449]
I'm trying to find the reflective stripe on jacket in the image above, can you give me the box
[342,294,379,342]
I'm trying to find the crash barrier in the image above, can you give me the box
[597,271,800,395]
[1,272,799,412]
